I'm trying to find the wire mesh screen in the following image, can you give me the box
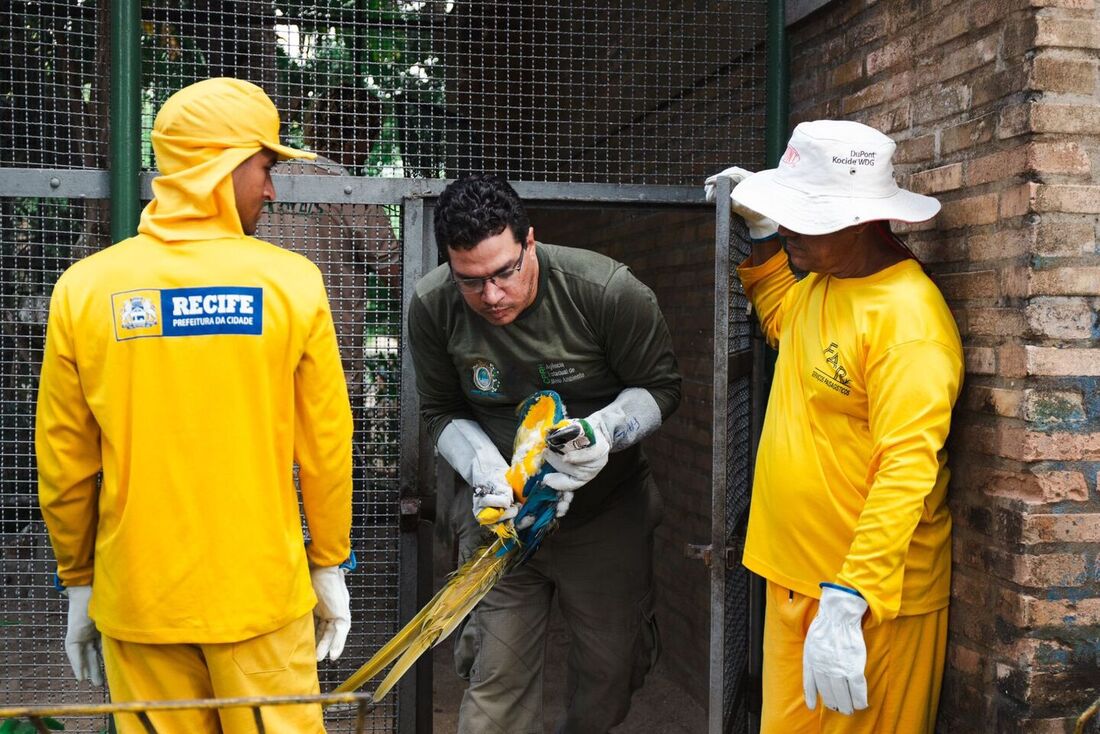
[0,196,111,729]
[2,1,769,730]
[254,159,403,731]
[723,226,754,733]
[0,3,109,171]
[140,0,767,183]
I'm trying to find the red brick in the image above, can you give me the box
[1021,514,1100,544]
[964,346,998,374]
[952,645,985,676]
[938,193,1000,229]
[1028,268,1100,296]
[1030,103,1100,133]
[1035,15,1100,47]
[965,384,1024,415]
[1021,430,1100,461]
[967,308,1028,337]
[999,588,1100,627]
[1023,389,1087,423]
[972,64,1029,108]
[1035,184,1100,213]
[919,32,1000,85]
[909,162,964,194]
[997,104,1031,140]
[1030,0,1095,8]
[829,57,864,88]
[913,82,972,124]
[966,147,1029,187]
[1034,220,1095,256]
[999,343,1029,377]
[858,100,911,134]
[894,134,936,164]
[1025,346,1100,376]
[1028,140,1092,173]
[1026,297,1096,338]
[1000,183,1038,218]
[943,113,997,154]
[967,226,1035,261]
[914,8,972,52]
[866,36,913,76]
[937,269,1001,299]
[959,421,1100,463]
[1030,52,1099,93]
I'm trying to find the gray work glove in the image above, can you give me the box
[64,584,104,686]
[704,166,780,241]
[803,584,870,716]
[437,419,518,527]
[542,388,662,505]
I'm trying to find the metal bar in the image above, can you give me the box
[709,175,733,734]
[0,692,375,719]
[0,169,115,198]
[398,197,430,734]
[746,2,789,732]
[0,169,707,207]
[109,0,141,241]
[252,705,266,733]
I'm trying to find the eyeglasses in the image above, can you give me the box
[451,241,527,294]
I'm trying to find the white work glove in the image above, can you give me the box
[64,585,103,686]
[704,166,779,241]
[311,566,351,661]
[542,388,662,498]
[803,584,869,715]
[438,419,518,526]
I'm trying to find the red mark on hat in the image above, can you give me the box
[782,145,800,167]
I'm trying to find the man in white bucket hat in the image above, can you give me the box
[706,120,963,733]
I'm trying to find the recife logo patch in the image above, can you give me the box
[112,286,263,341]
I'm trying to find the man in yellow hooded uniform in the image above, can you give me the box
[36,78,354,733]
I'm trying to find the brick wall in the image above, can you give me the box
[789,0,1100,729]
[529,205,717,707]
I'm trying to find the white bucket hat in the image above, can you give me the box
[731,120,940,236]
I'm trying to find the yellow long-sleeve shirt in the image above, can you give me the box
[36,233,353,644]
[739,251,963,624]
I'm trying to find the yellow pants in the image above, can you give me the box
[101,612,324,734]
[761,581,947,734]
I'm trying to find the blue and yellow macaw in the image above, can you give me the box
[332,390,571,701]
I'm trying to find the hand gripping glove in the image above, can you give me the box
[311,565,351,661]
[703,166,779,242]
[437,419,518,527]
[803,583,870,715]
[542,388,663,499]
[64,585,103,685]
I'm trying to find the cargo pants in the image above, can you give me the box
[452,477,662,734]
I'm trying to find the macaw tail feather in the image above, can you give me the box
[330,537,517,702]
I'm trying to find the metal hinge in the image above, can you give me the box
[684,543,737,569]
[399,497,421,532]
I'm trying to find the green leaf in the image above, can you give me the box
[42,717,65,731]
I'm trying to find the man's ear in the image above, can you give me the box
[526,227,536,246]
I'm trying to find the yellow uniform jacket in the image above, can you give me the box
[739,251,963,624]
[36,232,353,643]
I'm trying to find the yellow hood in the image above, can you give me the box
[138,78,315,242]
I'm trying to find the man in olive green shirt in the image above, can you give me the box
[408,174,680,733]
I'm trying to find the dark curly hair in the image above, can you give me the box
[434,174,529,251]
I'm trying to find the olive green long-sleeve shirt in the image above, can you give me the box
[408,243,681,523]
